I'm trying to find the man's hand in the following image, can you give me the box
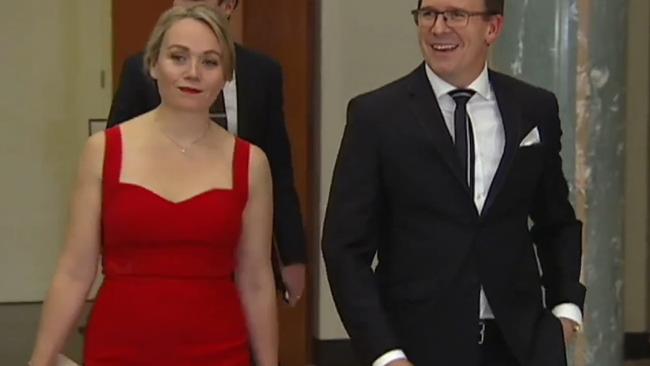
[280,263,305,306]
[386,360,413,366]
[559,317,580,344]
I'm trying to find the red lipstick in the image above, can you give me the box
[178,86,202,94]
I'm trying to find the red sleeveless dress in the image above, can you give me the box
[84,127,251,365]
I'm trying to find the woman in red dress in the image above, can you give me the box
[30,5,277,366]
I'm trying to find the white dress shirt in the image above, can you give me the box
[222,72,238,135]
[373,64,582,366]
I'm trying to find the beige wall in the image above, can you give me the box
[624,0,650,332]
[0,0,111,302]
[316,0,421,340]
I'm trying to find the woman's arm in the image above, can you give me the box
[236,145,278,366]
[30,133,105,366]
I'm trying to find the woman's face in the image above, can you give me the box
[151,18,225,113]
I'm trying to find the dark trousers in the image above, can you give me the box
[478,320,520,366]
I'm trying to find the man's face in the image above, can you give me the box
[416,0,503,87]
[172,0,236,18]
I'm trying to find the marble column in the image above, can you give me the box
[490,1,627,365]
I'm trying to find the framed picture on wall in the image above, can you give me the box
[88,119,107,136]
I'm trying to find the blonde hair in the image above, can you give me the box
[144,4,235,81]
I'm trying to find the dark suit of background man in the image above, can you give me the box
[322,0,585,365]
[108,0,307,306]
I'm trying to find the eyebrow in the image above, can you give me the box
[419,6,465,11]
[166,44,221,57]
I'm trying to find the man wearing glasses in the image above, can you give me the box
[322,0,584,365]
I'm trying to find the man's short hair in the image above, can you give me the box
[417,0,504,15]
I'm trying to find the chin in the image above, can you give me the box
[429,63,454,78]
[170,103,209,113]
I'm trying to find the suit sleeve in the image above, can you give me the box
[106,56,154,127]
[322,97,400,365]
[529,93,586,312]
[264,62,307,265]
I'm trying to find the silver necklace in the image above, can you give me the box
[157,122,211,153]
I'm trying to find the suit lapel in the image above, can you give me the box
[234,44,252,137]
[407,64,470,192]
[482,71,523,214]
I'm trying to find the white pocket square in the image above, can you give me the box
[519,126,541,147]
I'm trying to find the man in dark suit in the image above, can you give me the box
[108,0,307,306]
[321,0,585,365]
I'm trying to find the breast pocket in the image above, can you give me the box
[500,144,546,202]
[513,144,544,176]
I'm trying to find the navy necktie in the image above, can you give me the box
[449,89,476,196]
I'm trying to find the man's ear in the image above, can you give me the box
[219,0,237,18]
[485,15,504,46]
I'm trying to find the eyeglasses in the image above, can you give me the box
[411,8,498,28]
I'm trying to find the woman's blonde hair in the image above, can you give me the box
[143,4,235,81]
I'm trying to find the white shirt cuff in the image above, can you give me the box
[373,349,407,366]
[552,303,583,326]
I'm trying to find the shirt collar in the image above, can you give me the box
[424,63,492,101]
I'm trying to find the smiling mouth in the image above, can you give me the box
[178,86,202,94]
[431,43,459,52]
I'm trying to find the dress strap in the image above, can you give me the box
[233,138,250,198]
[102,126,123,190]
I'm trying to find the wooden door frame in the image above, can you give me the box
[243,1,318,365]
